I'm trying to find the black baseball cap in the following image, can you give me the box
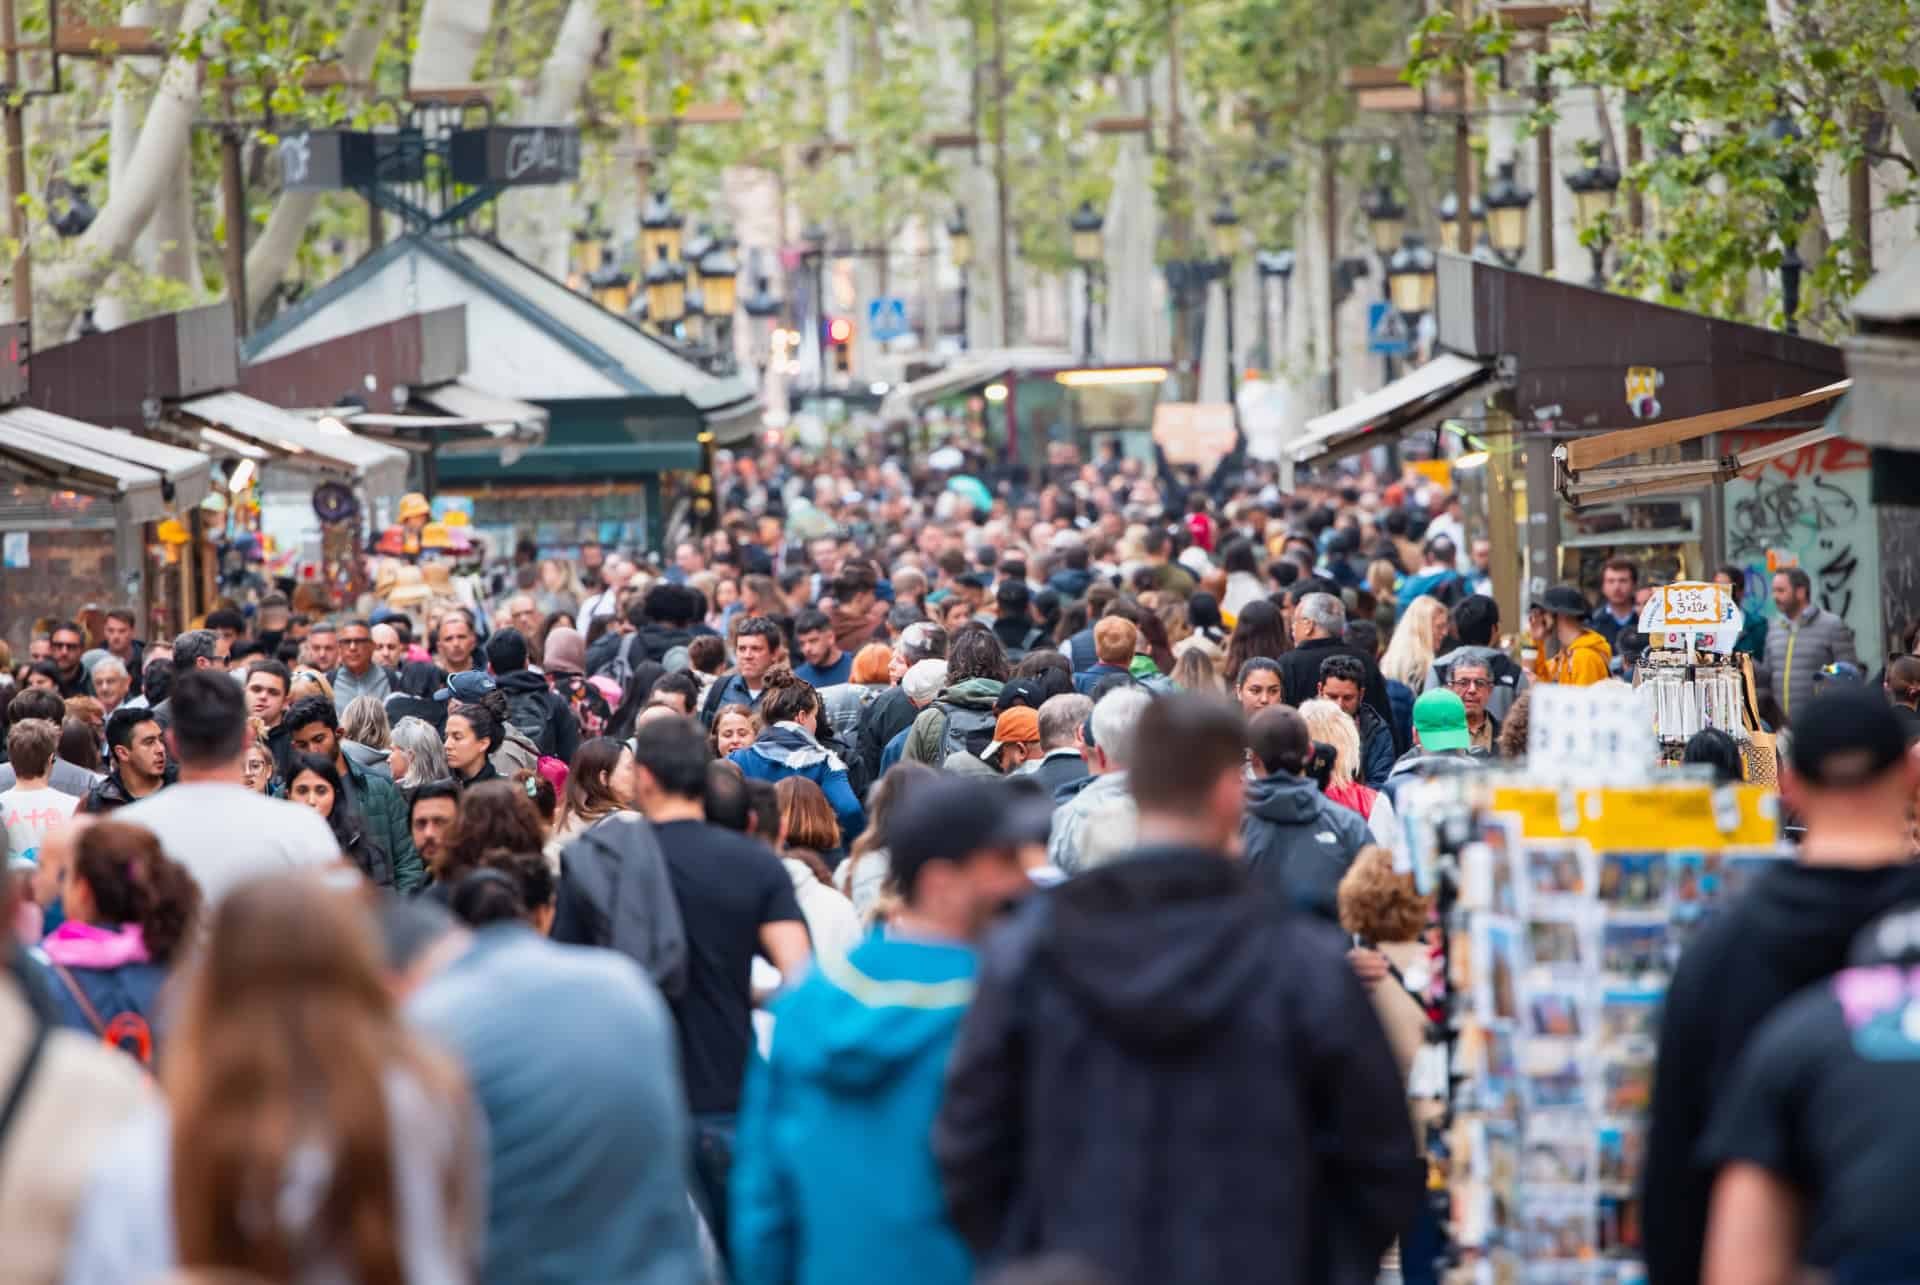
[1530,585,1590,618]
[884,776,1053,895]
[435,670,498,703]
[1788,686,1913,788]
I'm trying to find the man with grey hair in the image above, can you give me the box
[876,659,951,775]
[1030,692,1093,800]
[150,628,229,727]
[1277,590,1392,734]
[88,655,131,716]
[1049,685,1152,874]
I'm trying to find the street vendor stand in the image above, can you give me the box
[1390,683,1784,1281]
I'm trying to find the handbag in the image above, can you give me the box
[1738,654,1779,787]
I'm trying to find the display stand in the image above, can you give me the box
[1627,583,1759,775]
[1401,774,1783,1283]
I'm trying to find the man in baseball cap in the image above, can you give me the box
[981,707,1043,775]
[1646,683,1920,1285]
[1528,584,1612,687]
[730,772,1040,1285]
[434,669,498,703]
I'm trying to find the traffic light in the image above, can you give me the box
[825,316,853,374]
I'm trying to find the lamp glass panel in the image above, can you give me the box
[1369,213,1405,257]
[1489,206,1527,255]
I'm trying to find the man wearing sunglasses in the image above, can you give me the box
[1448,656,1500,754]
[45,620,93,700]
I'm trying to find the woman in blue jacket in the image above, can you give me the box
[730,672,866,844]
[39,819,200,1067]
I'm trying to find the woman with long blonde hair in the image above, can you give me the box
[1379,596,1450,745]
[63,874,482,1283]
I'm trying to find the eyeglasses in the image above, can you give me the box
[50,639,80,651]
[340,636,372,647]
[1451,677,1494,691]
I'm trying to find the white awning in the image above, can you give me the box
[1291,352,1493,464]
[412,379,549,446]
[0,410,170,523]
[0,406,210,508]
[179,391,410,503]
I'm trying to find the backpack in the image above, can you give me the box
[936,700,999,763]
[504,687,558,757]
[553,674,610,739]
[597,633,642,689]
[819,723,873,801]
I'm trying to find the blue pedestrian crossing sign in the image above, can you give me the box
[867,296,910,342]
[1367,301,1411,356]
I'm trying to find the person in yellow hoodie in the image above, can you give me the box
[1528,585,1613,686]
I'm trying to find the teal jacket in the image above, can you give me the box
[343,754,426,893]
[731,934,978,1285]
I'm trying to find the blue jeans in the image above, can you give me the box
[692,1112,736,1262]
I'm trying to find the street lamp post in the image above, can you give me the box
[697,233,740,371]
[1756,113,1813,335]
[1483,160,1534,268]
[1437,191,1486,258]
[801,222,828,389]
[742,265,783,378]
[1069,199,1104,362]
[1256,249,1295,374]
[1363,179,1407,383]
[947,207,972,352]
[1566,149,1622,289]
[1209,195,1242,417]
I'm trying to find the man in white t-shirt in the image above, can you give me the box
[0,719,77,864]
[116,669,340,907]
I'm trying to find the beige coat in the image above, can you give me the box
[0,980,146,1284]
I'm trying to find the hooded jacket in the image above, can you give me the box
[933,849,1420,1285]
[342,753,426,894]
[1240,772,1372,922]
[1643,859,1920,1285]
[857,684,919,782]
[904,678,1004,768]
[732,935,978,1285]
[731,723,867,842]
[495,669,581,763]
[1532,629,1611,687]
[1047,567,1093,600]
[549,813,689,999]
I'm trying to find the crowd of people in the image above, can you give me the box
[0,441,1912,1285]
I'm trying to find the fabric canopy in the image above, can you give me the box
[1290,353,1491,465]
[179,392,410,502]
[0,410,173,522]
[1559,379,1851,472]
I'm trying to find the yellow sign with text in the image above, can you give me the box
[1489,785,1778,850]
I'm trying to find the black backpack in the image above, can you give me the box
[505,688,557,757]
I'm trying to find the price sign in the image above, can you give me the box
[1661,583,1728,626]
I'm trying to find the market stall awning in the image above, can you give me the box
[1557,381,1852,505]
[178,391,410,502]
[1,406,211,509]
[333,380,550,461]
[878,348,1078,425]
[0,409,173,522]
[1290,352,1492,465]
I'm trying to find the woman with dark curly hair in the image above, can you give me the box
[729,671,866,843]
[432,778,547,896]
[41,820,201,1065]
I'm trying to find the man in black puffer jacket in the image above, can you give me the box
[1240,705,1371,922]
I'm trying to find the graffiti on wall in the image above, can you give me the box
[1723,432,1881,671]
